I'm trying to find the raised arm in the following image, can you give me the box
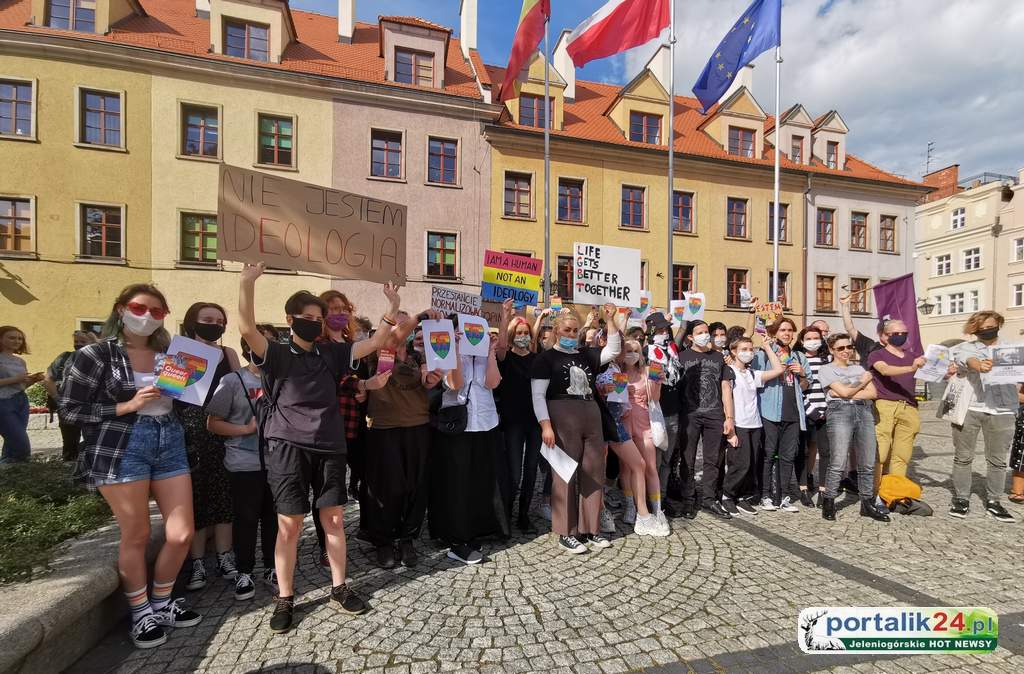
[759,341,787,383]
[484,339,501,389]
[352,282,402,361]
[496,299,514,361]
[839,294,861,342]
[599,304,623,365]
[239,263,268,360]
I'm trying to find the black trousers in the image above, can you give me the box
[359,425,430,546]
[724,427,761,500]
[228,470,277,574]
[681,413,725,507]
[804,418,830,489]
[496,419,543,522]
[762,419,801,503]
[59,421,81,462]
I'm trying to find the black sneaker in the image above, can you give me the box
[234,573,255,601]
[331,584,368,615]
[217,552,238,580]
[152,598,202,628]
[799,490,815,508]
[185,558,206,591]
[662,501,683,519]
[557,535,588,555]
[582,533,612,549]
[375,544,397,569]
[398,539,418,567]
[682,502,698,520]
[735,499,758,516]
[720,498,740,517]
[986,501,1015,523]
[702,501,733,520]
[447,544,484,564]
[949,498,970,519]
[269,596,294,633]
[129,614,167,649]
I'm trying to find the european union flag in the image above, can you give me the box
[692,0,781,113]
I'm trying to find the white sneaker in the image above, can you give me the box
[779,496,799,513]
[599,508,616,534]
[655,511,671,536]
[633,514,655,536]
[760,498,779,512]
[623,500,637,525]
[538,503,552,522]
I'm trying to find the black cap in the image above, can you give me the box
[645,312,671,331]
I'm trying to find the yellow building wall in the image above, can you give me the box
[0,54,152,371]
[608,73,669,138]
[490,142,806,326]
[508,55,565,130]
[148,73,335,351]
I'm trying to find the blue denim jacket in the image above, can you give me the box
[753,348,809,431]
[953,340,1021,413]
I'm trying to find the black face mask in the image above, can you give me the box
[291,316,323,342]
[194,322,225,342]
[976,327,999,342]
[888,334,908,347]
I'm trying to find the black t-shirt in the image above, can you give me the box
[497,351,537,422]
[781,377,800,422]
[678,348,734,419]
[530,347,601,398]
[854,332,881,365]
[257,339,353,452]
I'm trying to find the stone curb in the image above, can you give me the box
[0,513,164,674]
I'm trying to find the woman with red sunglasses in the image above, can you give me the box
[60,284,202,649]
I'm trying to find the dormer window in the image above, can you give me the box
[48,0,96,32]
[395,49,434,86]
[225,20,269,62]
[519,94,552,129]
[629,112,660,144]
[791,135,803,163]
[826,141,839,169]
[728,126,755,158]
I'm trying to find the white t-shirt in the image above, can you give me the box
[729,364,764,429]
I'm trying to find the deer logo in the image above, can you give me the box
[799,609,846,652]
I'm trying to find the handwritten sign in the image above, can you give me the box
[481,250,542,306]
[754,301,784,334]
[157,336,223,406]
[430,286,481,317]
[422,319,458,370]
[572,242,641,307]
[217,164,406,283]
[683,292,706,322]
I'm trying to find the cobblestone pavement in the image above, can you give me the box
[66,403,1024,674]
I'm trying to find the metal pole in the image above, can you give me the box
[666,0,676,308]
[771,45,782,302]
[543,18,552,302]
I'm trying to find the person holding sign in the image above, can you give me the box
[948,311,1018,523]
[530,305,622,555]
[237,262,402,632]
[60,284,202,649]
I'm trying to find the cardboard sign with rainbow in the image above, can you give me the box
[481,250,542,307]
[154,336,223,407]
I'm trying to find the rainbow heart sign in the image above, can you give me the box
[684,292,706,322]
[421,319,458,370]
[458,313,491,357]
[669,301,687,328]
[464,323,485,346]
[161,336,224,407]
[429,331,451,360]
[612,372,628,395]
[648,361,665,382]
[177,352,209,386]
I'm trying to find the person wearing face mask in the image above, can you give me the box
[531,305,622,554]
[238,263,403,632]
[948,311,1018,522]
[60,285,203,649]
[496,300,543,533]
[708,322,729,353]
[795,327,830,506]
[178,302,242,592]
[677,320,736,520]
[43,330,97,462]
[722,337,784,516]
[868,320,926,504]
[644,312,684,515]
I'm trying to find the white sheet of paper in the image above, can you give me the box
[164,335,224,407]
[683,292,706,322]
[457,314,490,357]
[540,444,579,483]
[986,344,1024,385]
[669,300,687,328]
[421,319,458,371]
[915,344,951,383]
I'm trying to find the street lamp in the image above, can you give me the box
[917,297,936,315]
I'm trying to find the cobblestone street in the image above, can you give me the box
[66,404,1024,674]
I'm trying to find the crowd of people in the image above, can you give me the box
[1,270,1022,650]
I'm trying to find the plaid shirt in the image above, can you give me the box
[338,375,362,441]
[59,339,163,488]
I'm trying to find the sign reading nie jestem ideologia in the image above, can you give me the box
[572,242,641,307]
[217,164,407,284]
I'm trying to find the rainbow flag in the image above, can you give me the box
[499,0,551,102]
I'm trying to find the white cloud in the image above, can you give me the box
[626,0,1024,180]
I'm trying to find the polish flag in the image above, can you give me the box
[566,0,671,68]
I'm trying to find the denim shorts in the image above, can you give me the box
[98,414,190,485]
[605,402,632,443]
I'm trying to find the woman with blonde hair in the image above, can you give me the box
[531,304,621,554]
[0,326,42,463]
[61,284,201,649]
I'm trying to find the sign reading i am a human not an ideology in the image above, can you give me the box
[481,250,542,306]
[217,164,407,284]
[573,242,641,307]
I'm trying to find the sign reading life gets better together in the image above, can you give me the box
[572,242,642,307]
[217,164,407,284]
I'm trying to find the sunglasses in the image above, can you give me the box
[887,332,908,337]
[126,302,168,320]
[833,344,854,352]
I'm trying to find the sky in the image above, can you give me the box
[292,0,1024,181]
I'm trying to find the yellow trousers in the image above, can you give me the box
[874,399,921,490]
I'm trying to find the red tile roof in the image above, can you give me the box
[468,48,491,86]
[0,0,481,99]
[378,15,451,34]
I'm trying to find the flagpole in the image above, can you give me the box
[543,17,552,303]
[666,0,676,309]
[771,45,782,304]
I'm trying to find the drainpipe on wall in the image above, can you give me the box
[992,214,1002,315]
[802,173,812,324]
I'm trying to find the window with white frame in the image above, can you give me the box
[969,289,979,312]
[935,254,951,276]
[933,295,943,316]
[948,292,965,314]
[951,207,966,230]
[1014,283,1024,308]
[1015,237,1024,262]
[962,247,981,271]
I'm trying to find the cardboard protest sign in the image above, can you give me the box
[458,314,490,357]
[572,242,641,307]
[648,361,665,382]
[430,286,481,317]
[481,250,542,306]
[754,301,784,334]
[683,292,706,322]
[631,290,652,320]
[155,336,224,406]
[669,300,687,328]
[217,164,406,283]
[550,297,563,313]
[421,319,458,370]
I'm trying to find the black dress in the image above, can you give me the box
[1010,407,1024,474]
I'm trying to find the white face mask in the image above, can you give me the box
[803,339,822,353]
[653,333,669,346]
[737,350,755,364]
[713,336,727,348]
[624,352,641,366]
[693,333,711,347]
[121,310,163,337]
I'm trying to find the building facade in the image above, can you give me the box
[915,164,1023,346]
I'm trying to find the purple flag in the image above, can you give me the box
[873,273,921,355]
